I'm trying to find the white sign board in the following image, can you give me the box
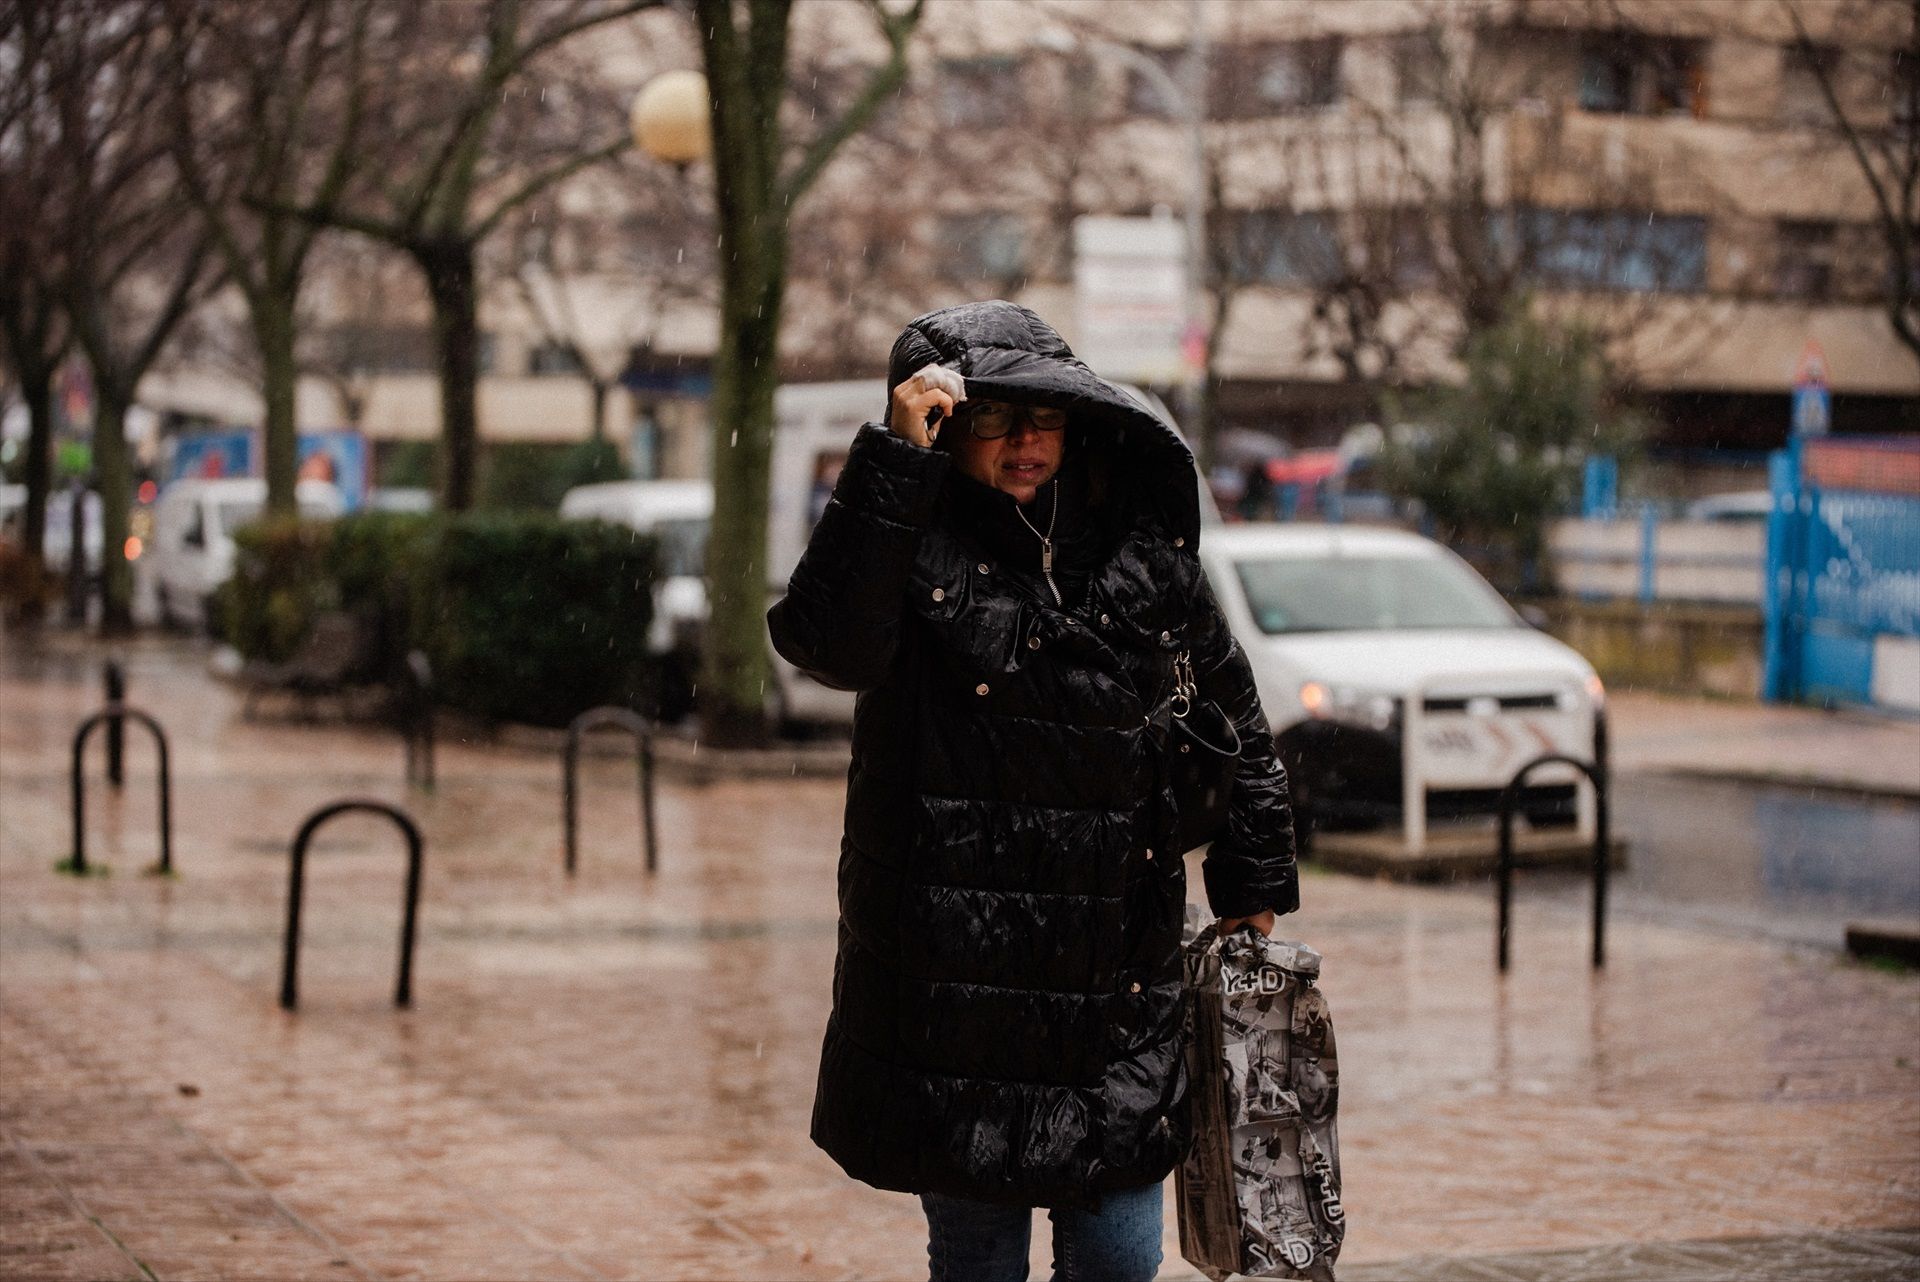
[1073,215,1187,384]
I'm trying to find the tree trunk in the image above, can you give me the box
[20,364,55,564]
[699,249,785,747]
[589,378,609,444]
[91,391,134,635]
[255,288,300,517]
[418,240,481,512]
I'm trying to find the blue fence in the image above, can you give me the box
[1763,436,1920,710]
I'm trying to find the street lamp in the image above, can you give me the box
[630,69,712,168]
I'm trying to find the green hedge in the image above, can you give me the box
[218,511,657,728]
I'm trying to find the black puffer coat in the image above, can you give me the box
[768,301,1299,1209]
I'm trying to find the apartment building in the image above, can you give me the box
[141,0,1916,479]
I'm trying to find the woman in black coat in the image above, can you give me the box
[768,301,1299,1281]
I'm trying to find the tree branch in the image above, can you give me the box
[778,0,923,206]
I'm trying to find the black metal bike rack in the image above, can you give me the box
[396,650,436,790]
[69,703,172,875]
[280,800,424,1011]
[562,706,658,877]
[104,661,126,786]
[1495,740,1610,973]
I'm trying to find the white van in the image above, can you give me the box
[556,479,713,663]
[1198,523,1604,853]
[147,477,345,630]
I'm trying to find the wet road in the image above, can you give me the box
[1524,772,1920,950]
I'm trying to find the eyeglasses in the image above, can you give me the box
[955,401,1068,440]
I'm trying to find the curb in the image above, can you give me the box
[1650,766,1920,805]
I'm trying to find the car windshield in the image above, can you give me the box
[654,517,708,578]
[1234,554,1518,634]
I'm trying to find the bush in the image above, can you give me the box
[215,517,333,663]
[414,514,656,726]
[1379,306,1646,595]
[218,510,657,727]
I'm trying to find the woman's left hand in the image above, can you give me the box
[1216,910,1276,938]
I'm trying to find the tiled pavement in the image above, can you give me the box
[1343,1227,1920,1281]
[2,635,1917,1281]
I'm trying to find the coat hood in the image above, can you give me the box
[886,300,1203,545]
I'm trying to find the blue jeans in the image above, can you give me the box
[922,1181,1164,1282]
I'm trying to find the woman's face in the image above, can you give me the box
[949,402,1066,504]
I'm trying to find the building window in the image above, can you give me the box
[1779,43,1838,126]
[1125,47,1186,118]
[1774,221,1837,301]
[937,56,1023,128]
[1578,35,1707,117]
[1390,30,1447,107]
[1215,39,1343,117]
[528,339,587,377]
[1227,210,1341,286]
[939,212,1028,280]
[1522,209,1708,292]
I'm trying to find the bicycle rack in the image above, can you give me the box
[562,706,658,877]
[280,800,424,1010]
[397,650,435,790]
[1495,733,1611,973]
[104,661,126,786]
[69,703,172,875]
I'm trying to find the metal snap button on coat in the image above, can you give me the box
[1174,537,1185,548]
[1160,630,1171,642]
[1128,981,1142,994]
[1100,613,1111,626]
[931,588,945,602]
[1144,848,1154,860]
[977,562,990,574]
[974,682,990,696]
[1027,636,1041,650]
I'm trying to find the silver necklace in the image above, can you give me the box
[1015,479,1061,605]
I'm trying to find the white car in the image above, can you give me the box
[558,478,712,656]
[147,477,345,631]
[1198,524,1604,853]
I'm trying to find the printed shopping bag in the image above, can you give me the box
[1177,906,1344,1281]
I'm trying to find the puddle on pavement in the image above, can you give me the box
[1523,772,1920,946]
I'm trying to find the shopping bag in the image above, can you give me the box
[1176,905,1344,1281]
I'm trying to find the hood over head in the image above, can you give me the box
[885,300,1202,545]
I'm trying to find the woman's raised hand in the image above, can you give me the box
[888,364,966,449]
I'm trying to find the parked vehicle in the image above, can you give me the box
[557,478,712,718]
[146,477,344,631]
[0,484,105,576]
[1197,523,1604,852]
[1684,490,1773,523]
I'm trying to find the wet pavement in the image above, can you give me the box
[1521,772,1920,951]
[2,633,1917,1281]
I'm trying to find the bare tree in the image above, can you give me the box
[289,0,661,511]
[34,0,224,632]
[497,169,712,443]
[0,0,72,610]
[163,0,383,517]
[1785,0,1919,368]
[692,0,925,745]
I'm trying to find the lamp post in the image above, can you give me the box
[1032,4,1212,468]
[628,71,712,478]
[631,69,712,170]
